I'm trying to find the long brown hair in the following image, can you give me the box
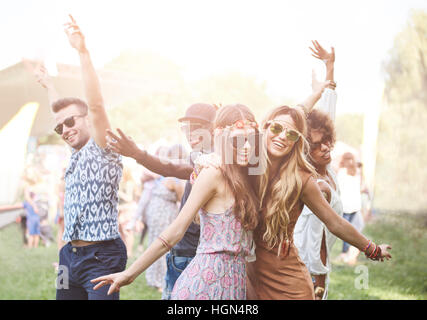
[214,104,260,231]
[259,106,317,254]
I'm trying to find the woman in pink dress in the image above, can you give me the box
[91,104,261,299]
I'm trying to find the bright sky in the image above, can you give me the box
[2,0,426,114]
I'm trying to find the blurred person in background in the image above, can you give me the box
[336,152,363,264]
[55,170,66,251]
[340,161,370,265]
[21,169,42,248]
[1,186,42,249]
[125,167,161,255]
[23,191,41,249]
[35,193,54,247]
[143,144,186,292]
[358,162,373,222]
[17,211,28,247]
[118,166,138,257]
[52,170,66,271]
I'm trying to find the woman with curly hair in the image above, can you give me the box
[293,41,343,300]
[293,109,342,300]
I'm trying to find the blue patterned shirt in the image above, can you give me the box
[63,139,123,242]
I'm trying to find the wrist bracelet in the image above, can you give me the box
[158,235,172,251]
[328,80,337,88]
[366,243,376,259]
[369,244,377,259]
[363,240,372,253]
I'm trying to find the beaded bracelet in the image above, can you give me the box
[365,243,382,261]
[363,240,372,253]
[365,242,376,259]
[368,243,377,259]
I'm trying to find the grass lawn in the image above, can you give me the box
[0,224,161,300]
[0,212,426,300]
[328,212,427,300]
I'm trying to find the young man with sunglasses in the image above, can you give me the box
[105,102,216,299]
[37,16,127,300]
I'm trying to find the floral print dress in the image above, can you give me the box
[171,206,255,300]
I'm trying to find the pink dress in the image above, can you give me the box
[171,206,254,300]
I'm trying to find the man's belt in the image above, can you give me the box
[170,248,197,257]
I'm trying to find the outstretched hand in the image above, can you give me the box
[377,244,392,262]
[64,14,87,53]
[106,128,141,159]
[91,271,133,295]
[34,64,53,89]
[309,40,335,65]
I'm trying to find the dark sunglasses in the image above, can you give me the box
[265,121,300,142]
[310,139,332,151]
[228,132,259,149]
[54,114,86,135]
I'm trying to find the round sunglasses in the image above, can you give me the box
[265,120,301,142]
[54,114,86,135]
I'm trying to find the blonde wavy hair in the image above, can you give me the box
[259,106,317,254]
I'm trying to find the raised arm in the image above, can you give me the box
[310,40,337,120]
[34,64,60,108]
[91,166,220,294]
[64,15,110,148]
[310,40,335,85]
[106,128,193,179]
[301,177,392,261]
[0,204,23,212]
[298,40,337,115]
[298,77,332,114]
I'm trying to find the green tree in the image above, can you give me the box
[375,10,427,212]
